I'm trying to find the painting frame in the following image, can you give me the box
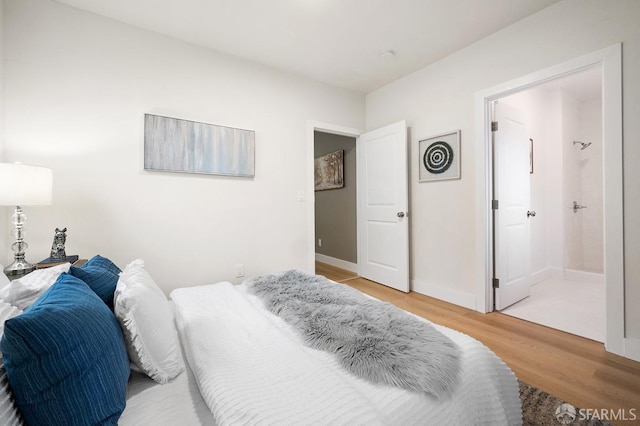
[143,114,255,178]
[418,130,461,182]
[314,149,344,191]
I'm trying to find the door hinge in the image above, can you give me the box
[491,121,499,132]
[493,278,500,288]
[492,199,499,210]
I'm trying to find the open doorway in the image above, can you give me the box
[475,44,626,358]
[306,121,363,274]
[307,120,410,292]
[314,131,358,273]
[495,67,605,342]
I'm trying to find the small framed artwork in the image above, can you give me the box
[418,130,461,182]
[314,149,344,191]
[529,138,534,174]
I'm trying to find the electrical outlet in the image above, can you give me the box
[236,264,244,278]
[318,239,322,247]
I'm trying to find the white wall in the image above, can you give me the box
[577,98,603,272]
[562,90,583,270]
[0,0,3,162]
[0,1,5,263]
[562,91,603,273]
[365,0,640,337]
[2,0,364,293]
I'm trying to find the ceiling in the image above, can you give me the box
[53,0,562,93]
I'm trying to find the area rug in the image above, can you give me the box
[520,380,615,425]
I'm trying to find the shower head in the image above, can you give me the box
[573,141,592,150]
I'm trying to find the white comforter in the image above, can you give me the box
[171,282,522,426]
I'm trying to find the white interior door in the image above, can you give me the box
[357,121,409,292]
[494,102,532,310]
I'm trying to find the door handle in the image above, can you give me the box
[397,212,406,218]
[527,210,536,218]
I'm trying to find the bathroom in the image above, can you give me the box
[498,67,604,342]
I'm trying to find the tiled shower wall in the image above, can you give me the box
[562,90,603,273]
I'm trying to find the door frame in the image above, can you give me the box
[306,121,364,273]
[474,44,628,358]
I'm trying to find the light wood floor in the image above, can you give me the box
[316,262,640,423]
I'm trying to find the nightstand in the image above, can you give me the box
[6,258,87,281]
[36,258,87,269]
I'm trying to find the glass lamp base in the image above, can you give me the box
[3,259,36,277]
[4,205,36,278]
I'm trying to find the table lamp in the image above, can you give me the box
[0,163,53,277]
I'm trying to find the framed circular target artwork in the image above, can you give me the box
[418,130,461,182]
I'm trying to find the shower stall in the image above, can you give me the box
[562,93,603,281]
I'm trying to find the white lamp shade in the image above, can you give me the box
[0,163,53,206]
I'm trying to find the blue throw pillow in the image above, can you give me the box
[69,254,121,308]
[0,273,130,426]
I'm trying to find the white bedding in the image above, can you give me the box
[120,367,214,426]
[119,322,215,425]
[171,281,522,426]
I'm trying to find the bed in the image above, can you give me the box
[0,256,522,425]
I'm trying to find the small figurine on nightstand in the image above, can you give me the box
[36,228,79,269]
[50,227,67,260]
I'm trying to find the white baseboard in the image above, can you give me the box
[530,267,605,285]
[315,253,358,273]
[530,267,563,285]
[411,279,476,310]
[623,337,640,362]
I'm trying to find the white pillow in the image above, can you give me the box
[114,259,184,384]
[0,263,71,310]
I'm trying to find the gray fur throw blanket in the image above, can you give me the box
[245,270,460,399]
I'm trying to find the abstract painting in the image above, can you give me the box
[314,150,344,191]
[418,130,460,182]
[144,114,255,177]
